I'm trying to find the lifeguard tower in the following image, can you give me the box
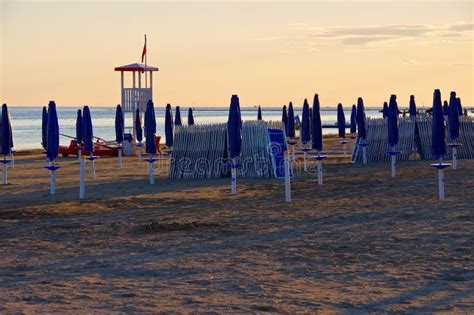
[114,62,159,152]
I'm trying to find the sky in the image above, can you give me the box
[1,0,473,107]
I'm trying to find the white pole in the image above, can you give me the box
[79,157,85,199]
[303,151,308,172]
[137,144,142,160]
[149,156,155,185]
[291,145,295,165]
[391,154,396,178]
[9,152,14,168]
[118,148,123,168]
[362,146,367,164]
[90,158,96,179]
[317,159,323,185]
[343,142,347,158]
[2,163,6,184]
[231,163,237,195]
[284,152,291,202]
[78,148,81,160]
[50,170,56,195]
[452,147,458,170]
[438,168,445,201]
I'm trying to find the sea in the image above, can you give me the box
[7,106,469,150]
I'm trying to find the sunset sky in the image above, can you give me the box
[1,0,472,107]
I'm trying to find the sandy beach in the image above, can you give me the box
[1,140,473,313]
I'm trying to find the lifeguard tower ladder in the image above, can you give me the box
[114,63,159,151]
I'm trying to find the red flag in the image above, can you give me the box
[141,35,147,63]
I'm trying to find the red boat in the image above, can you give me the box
[60,140,118,157]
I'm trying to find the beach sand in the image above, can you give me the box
[1,138,473,313]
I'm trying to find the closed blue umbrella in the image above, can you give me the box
[1,104,12,156]
[76,109,83,159]
[409,95,417,117]
[431,89,446,157]
[82,106,94,154]
[311,94,323,151]
[287,102,295,138]
[350,104,357,134]
[380,102,389,119]
[337,103,346,139]
[41,107,48,149]
[448,92,460,141]
[228,95,242,159]
[443,101,449,116]
[257,106,262,120]
[115,105,124,144]
[301,99,311,144]
[175,106,182,126]
[456,97,463,116]
[188,108,195,125]
[356,97,366,140]
[282,105,288,132]
[135,108,143,143]
[46,101,59,162]
[145,100,157,155]
[165,103,173,148]
[388,95,399,147]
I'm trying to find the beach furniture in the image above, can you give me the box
[144,100,158,184]
[300,99,311,171]
[76,109,83,160]
[350,104,357,154]
[82,106,98,179]
[387,95,401,177]
[1,104,12,184]
[380,102,389,119]
[257,106,262,120]
[227,95,242,194]
[430,89,451,201]
[287,102,296,163]
[447,92,461,170]
[312,94,327,185]
[45,101,61,194]
[282,105,288,132]
[115,104,125,168]
[41,106,48,151]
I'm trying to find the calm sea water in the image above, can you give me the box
[4,106,432,150]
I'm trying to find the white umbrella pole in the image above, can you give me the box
[303,151,308,172]
[284,152,291,202]
[90,157,96,179]
[343,142,347,158]
[2,162,7,185]
[363,146,367,164]
[79,157,85,199]
[292,145,296,164]
[78,149,81,160]
[391,155,396,178]
[118,148,123,168]
[137,144,142,160]
[10,152,14,168]
[149,156,155,185]
[231,161,236,195]
[452,147,457,170]
[438,168,445,201]
[317,159,323,186]
[50,168,56,195]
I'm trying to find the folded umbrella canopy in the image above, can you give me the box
[287,102,295,138]
[227,95,242,194]
[41,106,48,149]
[257,106,262,120]
[409,95,417,117]
[165,104,173,149]
[430,89,450,200]
[115,104,124,168]
[448,92,461,169]
[82,105,97,179]
[311,94,322,152]
[456,97,463,116]
[356,97,368,164]
[45,101,60,194]
[135,108,143,143]
[144,100,158,184]
[387,95,401,177]
[350,104,357,135]
[301,99,311,144]
[175,106,182,126]
[443,101,449,116]
[76,109,83,159]
[337,103,346,139]
[281,105,288,132]
[1,104,12,184]
[188,108,195,125]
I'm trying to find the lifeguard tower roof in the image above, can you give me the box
[114,63,159,72]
